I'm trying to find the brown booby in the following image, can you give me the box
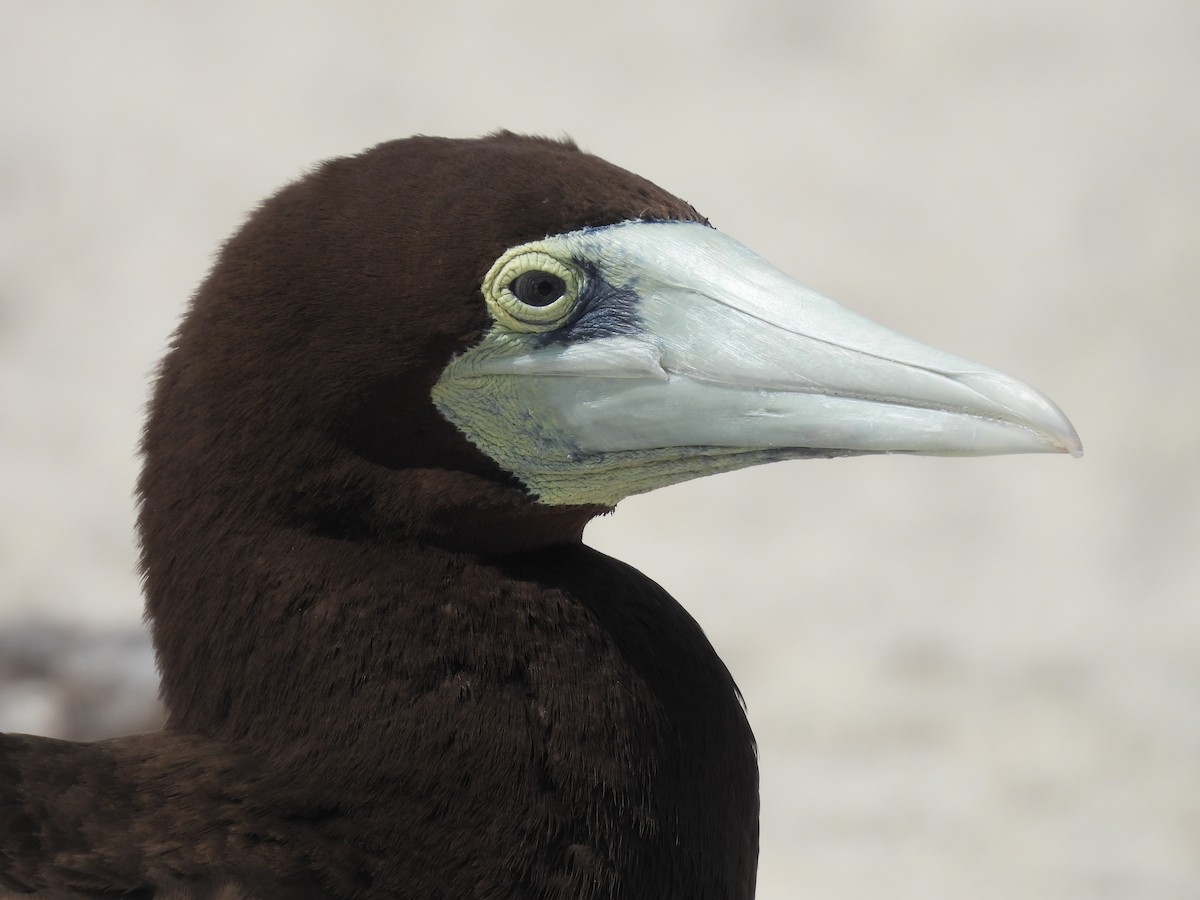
[0,133,1080,899]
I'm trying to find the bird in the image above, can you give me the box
[0,132,1081,899]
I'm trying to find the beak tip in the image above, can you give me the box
[1030,407,1083,459]
[955,370,1082,460]
[1038,400,1083,459]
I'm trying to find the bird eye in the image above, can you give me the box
[509,271,567,307]
[482,244,583,333]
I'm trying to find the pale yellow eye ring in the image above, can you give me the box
[482,246,582,333]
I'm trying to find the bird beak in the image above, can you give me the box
[433,221,1081,507]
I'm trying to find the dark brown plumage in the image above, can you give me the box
[2,135,757,898]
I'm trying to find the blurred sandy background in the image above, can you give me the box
[1,2,1197,897]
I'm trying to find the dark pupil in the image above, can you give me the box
[510,271,566,307]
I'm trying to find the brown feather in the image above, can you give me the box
[4,135,756,898]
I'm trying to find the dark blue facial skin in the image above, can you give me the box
[534,258,644,348]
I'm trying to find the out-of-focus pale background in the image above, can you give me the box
[1,2,1196,897]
